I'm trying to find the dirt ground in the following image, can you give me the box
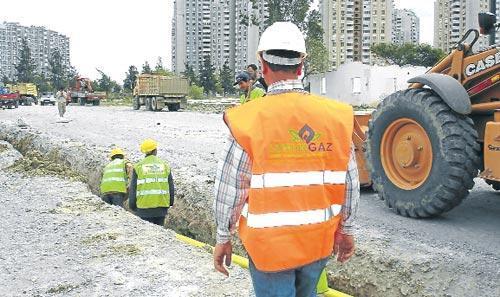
[0,105,499,297]
[0,142,251,297]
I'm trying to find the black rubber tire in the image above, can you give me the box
[40,101,44,106]
[14,100,19,108]
[79,98,86,106]
[151,97,159,111]
[133,97,140,110]
[485,180,500,191]
[146,98,153,111]
[366,89,481,217]
[92,100,100,106]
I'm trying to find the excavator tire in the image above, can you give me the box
[366,88,481,217]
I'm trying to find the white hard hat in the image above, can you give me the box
[257,22,307,65]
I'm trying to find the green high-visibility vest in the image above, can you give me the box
[100,159,127,194]
[240,87,265,104]
[134,155,171,209]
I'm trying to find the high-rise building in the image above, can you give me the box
[320,0,393,69]
[392,9,420,45]
[172,0,268,75]
[434,0,490,52]
[0,22,70,80]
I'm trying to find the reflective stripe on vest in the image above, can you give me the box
[134,155,171,209]
[250,170,346,188]
[100,159,127,194]
[241,203,342,228]
[224,92,354,272]
[137,189,169,196]
[137,177,169,185]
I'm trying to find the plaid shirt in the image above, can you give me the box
[213,79,360,244]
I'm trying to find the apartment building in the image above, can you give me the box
[392,9,420,45]
[321,0,393,69]
[172,0,268,75]
[434,0,490,52]
[0,22,70,80]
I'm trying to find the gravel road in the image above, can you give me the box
[0,142,251,297]
[1,105,499,296]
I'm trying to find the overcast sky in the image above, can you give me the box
[1,0,433,82]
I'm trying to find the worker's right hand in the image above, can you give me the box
[213,241,232,276]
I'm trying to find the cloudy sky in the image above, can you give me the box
[1,0,434,82]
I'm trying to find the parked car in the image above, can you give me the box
[40,92,56,106]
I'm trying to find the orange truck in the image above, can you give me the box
[69,77,106,106]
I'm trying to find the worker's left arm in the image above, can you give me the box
[125,161,133,191]
[128,169,138,211]
[213,135,251,276]
[213,135,252,244]
[340,143,360,235]
[334,143,360,263]
[168,172,174,207]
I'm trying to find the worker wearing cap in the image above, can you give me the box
[235,71,266,105]
[100,148,133,207]
[213,22,359,296]
[128,139,174,226]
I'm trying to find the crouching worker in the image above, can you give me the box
[100,148,132,207]
[129,139,174,226]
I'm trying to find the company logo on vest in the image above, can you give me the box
[268,124,333,158]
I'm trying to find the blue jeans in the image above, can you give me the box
[249,257,328,297]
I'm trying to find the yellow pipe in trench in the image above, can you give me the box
[174,233,353,297]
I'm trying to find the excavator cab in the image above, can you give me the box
[478,12,498,35]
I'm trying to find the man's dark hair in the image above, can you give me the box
[59,87,64,91]
[111,154,124,160]
[262,50,301,73]
[247,64,258,71]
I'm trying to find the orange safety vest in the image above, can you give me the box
[224,92,354,272]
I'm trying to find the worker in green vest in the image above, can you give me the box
[100,148,132,207]
[235,71,265,104]
[128,139,174,226]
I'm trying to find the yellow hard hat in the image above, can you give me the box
[140,139,158,154]
[110,148,125,159]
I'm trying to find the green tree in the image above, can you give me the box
[153,57,174,76]
[304,10,329,77]
[267,0,311,30]
[219,61,234,96]
[182,63,199,85]
[199,56,216,95]
[2,75,11,85]
[66,66,78,89]
[371,43,447,67]
[33,73,51,93]
[188,84,204,99]
[94,69,121,93]
[214,72,223,95]
[123,65,139,92]
[48,50,66,89]
[15,38,37,83]
[142,61,152,74]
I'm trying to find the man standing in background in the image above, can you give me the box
[55,87,67,118]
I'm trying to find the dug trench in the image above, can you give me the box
[0,121,498,297]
